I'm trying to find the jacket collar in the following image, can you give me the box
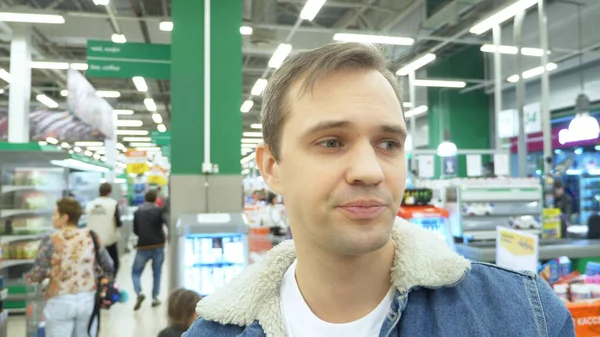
[196,217,471,336]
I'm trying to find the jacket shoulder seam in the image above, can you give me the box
[471,261,536,278]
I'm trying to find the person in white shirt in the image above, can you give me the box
[86,183,122,275]
[261,192,288,236]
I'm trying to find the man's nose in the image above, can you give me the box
[345,141,384,186]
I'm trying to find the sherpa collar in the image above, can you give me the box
[196,217,471,336]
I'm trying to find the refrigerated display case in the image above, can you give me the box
[580,176,600,227]
[397,206,453,248]
[173,213,249,296]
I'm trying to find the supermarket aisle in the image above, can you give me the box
[7,251,170,337]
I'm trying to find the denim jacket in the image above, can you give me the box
[184,218,574,337]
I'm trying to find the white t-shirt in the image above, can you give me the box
[280,260,395,337]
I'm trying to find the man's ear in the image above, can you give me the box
[255,144,283,194]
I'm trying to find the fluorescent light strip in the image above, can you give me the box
[152,113,163,124]
[243,132,262,137]
[241,100,254,113]
[403,102,413,108]
[114,109,134,115]
[31,61,69,70]
[111,33,126,44]
[0,12,65,24]
[86,146,105,151]
[396,54,436,76]
[50,159,109,173]
[45,137,58,145]
[241,138,263,143]
[36,94,59,108]
[0,69,11,83]
[251,79,268,96]
[470,0,538,35]
[250,123,262,129]
[116,120,143,127]
[136,147,161,151]
[300,0,326,21]
[480,44,518,55]
[268,43,292,69]
[333,33,414,46]
[132,76,148,92]
[405,105,428,118]
[157,124,167,133]
[413,79,467,88]
[117,130,149,136]
[144,98,157,112]
[60,90,68,97]
[96,90,121,98]
[70,63,89,70]
[93,0,109,5]
[159,21,173,32]
[507,63,557,83]
[240,26,253,35]
[130,142,156,147]
[122,137,151,142]
[75,141,103,147]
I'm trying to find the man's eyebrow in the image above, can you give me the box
[381,125,407,140]
[301,120,352,138]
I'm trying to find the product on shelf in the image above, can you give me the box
[6,217,51,235]
[402,188,433,206]
[0,239,42,260]
[462,202,494,216]
[508,215,541,230]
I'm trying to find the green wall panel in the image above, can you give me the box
[427,46,490,177]
[171,0,242,175]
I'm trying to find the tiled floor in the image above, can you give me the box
[7,251,170,337]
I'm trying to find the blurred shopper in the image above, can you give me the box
[261,192,288,236]
[555,181,573,237]
[158,289,202,337]
[185,43,573,336]
[132,190,169,310]
[156,186,165,208]
[86,182,123,276]
[30,198,114,337]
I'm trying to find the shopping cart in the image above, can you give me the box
[25,276,45,337]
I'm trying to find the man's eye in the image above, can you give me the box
[319,139,342,148]
[377,140,401,150]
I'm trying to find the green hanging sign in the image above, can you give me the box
[86,40,171,79]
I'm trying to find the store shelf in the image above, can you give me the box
[1,185,65,194]
[0,232,52,244]
[462,213,540,219]
[192,261,245,268]
[0,209,53,218]
[0,259,34,269]
[6,308,26,315]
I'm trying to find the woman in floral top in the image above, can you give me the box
[30,197,114,337]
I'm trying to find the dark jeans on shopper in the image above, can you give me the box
[131,247,164,299]
[106,243,119,277]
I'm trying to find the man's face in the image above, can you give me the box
[257,69,407,256]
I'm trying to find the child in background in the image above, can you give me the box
[158,288,202,337]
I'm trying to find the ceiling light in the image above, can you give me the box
[241,138,263,143]
[250,123,262,129]
[480,44,518,55]
[117,130,149,136]
[100,156,107,162]
[93,153,101,160]
[111,33,126,44]
[507,63,557,82]
[0,12,65,24]
[521,47,549,57]
[30,61,69,70]
[74,141,103,147]
[403,102,413,108]
[93,0,109,5]
[74,146,82,153]
[241,143,258,148]
[152,113,163,124]
[251,79,268,96]
[61,142,70,149]
[144,98,157,111]
[470,0,537,35]
[0,69,11,83]
[157,124,167,133]
[405,105,428,118]
[70,63,89,71]
[300,0,325,21]
[129,142,156,147]
[36,94,59,108]
[132,76,148,92]
[437,141,458,157]
[243,132,262,137]
[0,89,4,94]
[45,137,58,145]
[159,21,173,32]
[135,147,161,151]
[333,33,414,46]
[396,54,436,76]
[84,150,93,156]
[96,90,121,98]
[240,26,253,35]
[116,120,143,127]
[268,43,292,69]
[413,79,467,88]
[38,141,47,146]
[116,143,126,150]
[114,109,134,115]
[86,146,105,151]
[60,89,68,97]
[122,137,151,142]
[240,100,254,113]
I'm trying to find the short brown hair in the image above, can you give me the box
[168,288,202,327]
[56,198,83,224]
[145,190,157,202]
[261,42,403,161]
[99,183,112,196]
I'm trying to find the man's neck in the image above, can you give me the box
[294,239,395,324]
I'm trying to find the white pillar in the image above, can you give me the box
[493,25,502,150]
[8,24,32,143]
[104,111,118,182]
[408,71,416,169]
[538,0,552,174]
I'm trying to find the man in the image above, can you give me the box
[132,189,168,310]
[86,182,122,275]
[554,181,573,237]
[185,43,573,336]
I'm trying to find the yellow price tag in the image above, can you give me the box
[127,163,148,174]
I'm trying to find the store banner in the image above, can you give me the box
[442,156,457,177]
[87,40,171,79]
[126,150,149,175]
[498,103,542,139]
[466,154,482,177]
[67,69,115,139]
[493,154,510,176]
[496,226,539,273]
